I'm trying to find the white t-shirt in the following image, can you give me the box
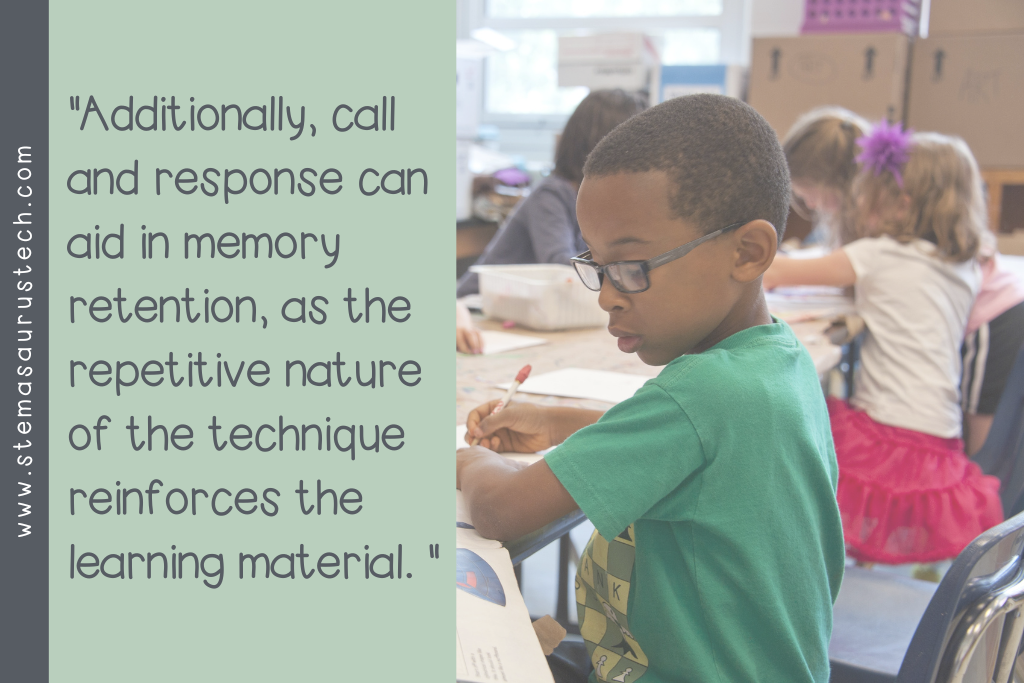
[843,235,979,438]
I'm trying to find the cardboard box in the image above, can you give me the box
[927,0,1024,36]
[558,33,659,91]
[908,33,1024,168]
[748,33,911,138]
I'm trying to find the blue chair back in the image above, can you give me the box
[896,511,1024,682]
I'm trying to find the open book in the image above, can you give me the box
[456,490,554,683]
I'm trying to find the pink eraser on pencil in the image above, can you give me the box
[502,320,516,329]
[515,365,532,384]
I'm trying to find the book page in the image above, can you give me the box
[456,543,553,683]
[499,367,650,405]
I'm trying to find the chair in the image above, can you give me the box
[973,343,1024,518]
[830,511,1024,682]
[829,335,1024,681]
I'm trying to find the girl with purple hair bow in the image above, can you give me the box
[855,119,913,188]
[764,125,1005,567]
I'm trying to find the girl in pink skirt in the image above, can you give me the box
[764,123,1003,564]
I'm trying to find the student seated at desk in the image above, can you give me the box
[457,95,844,683]
[784,108,1024,455]
[764,127,1003,566]
[783,107,870,248]
[456,90,645,297]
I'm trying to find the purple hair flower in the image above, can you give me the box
[856,120,913,188]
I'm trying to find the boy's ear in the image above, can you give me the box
[730,220,777,283]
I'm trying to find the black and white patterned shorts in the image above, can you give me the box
[961,301,1024,415]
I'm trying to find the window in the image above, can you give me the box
[485,31,588,115]
[463,0,749,119]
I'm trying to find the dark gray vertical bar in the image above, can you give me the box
[1,1,48,680]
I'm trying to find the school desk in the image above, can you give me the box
[456,317,843,425]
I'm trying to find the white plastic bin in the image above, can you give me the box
[470,264,608,331]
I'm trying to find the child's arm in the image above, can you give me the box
[456,300,483,354]
[763,249,857,290]
[457,447,579,541]
[465,400,604,452]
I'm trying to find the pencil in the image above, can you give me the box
[470,364,531,446]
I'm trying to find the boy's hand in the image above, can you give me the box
[465,400,555,453]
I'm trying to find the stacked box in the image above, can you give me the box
[908,32,1024,169]
[910,0,1024,239]
[748,33,911,138]
[927,0,1024,36]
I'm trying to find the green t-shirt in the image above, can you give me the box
[545,321,844,683]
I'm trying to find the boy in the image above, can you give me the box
[457,94,844,683]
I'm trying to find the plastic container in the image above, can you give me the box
[801,0,921,36]
[470,264,608,331]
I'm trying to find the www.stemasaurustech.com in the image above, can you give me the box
[11,145,35,539]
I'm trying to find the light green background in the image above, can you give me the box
[50,2,452,679]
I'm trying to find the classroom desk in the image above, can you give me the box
[457,317,843,425]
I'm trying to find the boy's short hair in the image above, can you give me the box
[583,93,790,241]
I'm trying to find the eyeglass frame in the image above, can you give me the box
[570,222,745,294]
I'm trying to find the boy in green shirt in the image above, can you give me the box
[457,94,845,683]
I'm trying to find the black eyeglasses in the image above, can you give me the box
[570,222,743,294]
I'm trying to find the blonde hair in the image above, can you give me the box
[783,108,871,245]
[783,107,871,191]
[851,132,986,262]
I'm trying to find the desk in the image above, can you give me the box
[457,317,843,425]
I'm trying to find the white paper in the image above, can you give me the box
[472,330,548,355]
[499,367,649,405]
[765,286,854,315]
[783,245,832,260]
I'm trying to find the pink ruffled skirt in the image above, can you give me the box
[828,398,1004,564]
